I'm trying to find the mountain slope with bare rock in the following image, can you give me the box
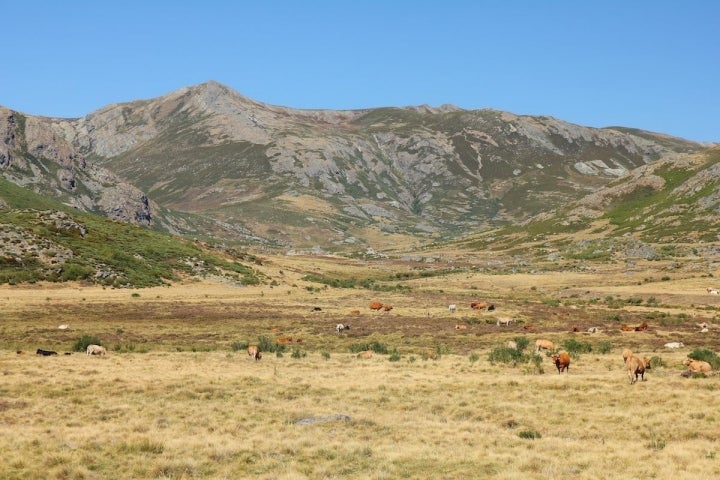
[0,81,708,251]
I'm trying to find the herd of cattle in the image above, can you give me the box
[28,297,715,382]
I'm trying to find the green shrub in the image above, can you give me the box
[230,340,248,352]
[518,430,541,440]
[321,351,330,360]
[388,349,401,362]
[488,346,532,366]
[649,356,665,368]
[596,341,613,354]
[72,335,102,352]
[513,336,530,353]
[687,348,720,370]
[562,338,592,355]
[257,335,275,353]
[349,341,388,354]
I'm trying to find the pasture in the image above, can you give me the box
[1,255,720,479]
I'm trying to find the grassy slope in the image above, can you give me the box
[0,177,260,287]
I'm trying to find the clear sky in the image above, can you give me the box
[2,1,718,142]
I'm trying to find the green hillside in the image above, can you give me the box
[0,178,261,287]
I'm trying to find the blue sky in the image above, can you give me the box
[2,1,718,142]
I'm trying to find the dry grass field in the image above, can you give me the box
[1,254,720,479]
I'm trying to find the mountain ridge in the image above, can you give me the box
[0,81,713,252]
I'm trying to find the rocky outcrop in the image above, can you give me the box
[0,82,709,248]
[0,107,154,227]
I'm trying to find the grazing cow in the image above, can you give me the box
[57,324,69,330]
[448,304,456,313]
[587,327,599,334]
[336,323,350,334]
[369,301,384,311]
[36,349,58,356]
[707,288,719,295]
[626,355,651,384]
[664,342,684,349]
[86,344,106,356]
[620,326,634,332]
[247,345,262,361]
[357,350,373,359]
[523,324,534,330]
[311,306,322,312]
[535,339,554,353]
[454,324,468,330]
[349,309,361,315]
[276,337,292,344]
[683,358,712,373]
[622,348,633,363]
[551,351,571,373]
[496,317,514,326]
[382,305,393,313]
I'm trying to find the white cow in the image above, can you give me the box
[448,304,456,313]
[336,323,349,334]
[86,344,106,356]
[664,342,684,349]
[496,317,514,326]
[707,288,719,295]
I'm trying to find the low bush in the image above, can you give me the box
[72,335,102,352]
[562,338,592,356]
[230,340,248,352]
[349,341,388,354]
[687,348,720,370]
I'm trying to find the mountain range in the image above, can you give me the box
[0,81,716,255]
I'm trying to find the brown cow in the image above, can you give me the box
[622,348,633,364]
[634,321,649,332]
[551,351,571,373]
[357,350,373,359]
[620,326,634,332]
[470,301,495,311]
[535,339,554,353]
[276,337,292,344]
[349,309,361,315]
[369,301,384,311]
[247,345,262,361]
[454,324,468,330]
[382,305,393,312]
[626,355,651,384]
[683,358,712,373]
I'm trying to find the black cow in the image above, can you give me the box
[36,349,58,356]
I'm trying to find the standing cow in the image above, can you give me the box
[551,351,571,373]
[626,355,651,384]
[247,345,262,361]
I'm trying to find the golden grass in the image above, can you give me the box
[1,255,720,478]
[1,350,719,479]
